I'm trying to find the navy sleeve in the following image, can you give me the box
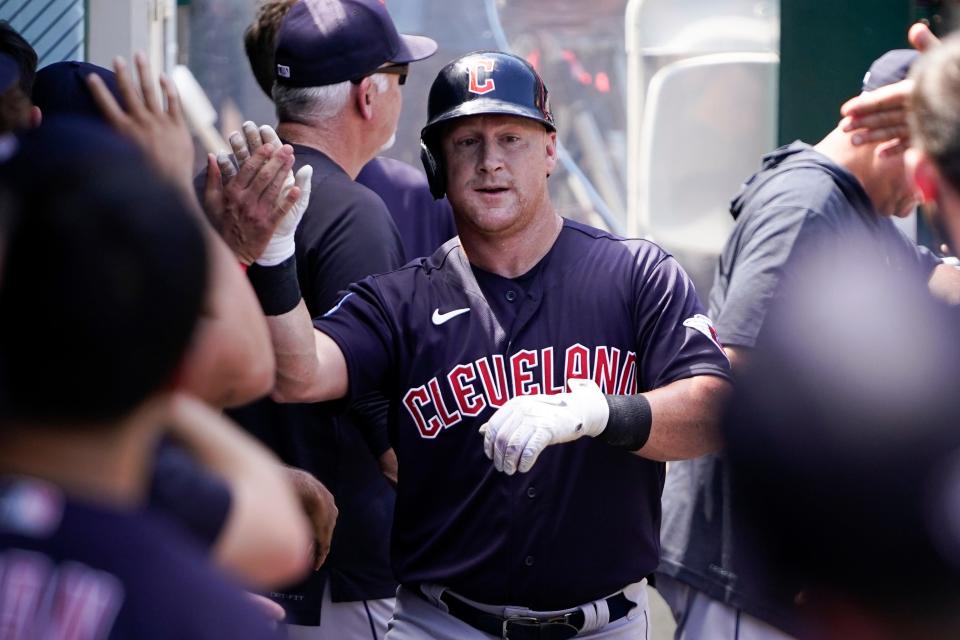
[349,391,392,457]
[635,256,731,391]
[714,207,834,348]
[313,279,399,404]
[148,440,232,549]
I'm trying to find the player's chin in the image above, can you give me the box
[461,205,522,234]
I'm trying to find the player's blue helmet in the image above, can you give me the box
[420,51,555,199]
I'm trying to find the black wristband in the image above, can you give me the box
[247,255,302,316]
[599,394,653,451]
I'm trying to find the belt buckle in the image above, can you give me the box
[502,616,537,639]
[502,614,579,640]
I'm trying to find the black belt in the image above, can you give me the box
[417,587,634,640]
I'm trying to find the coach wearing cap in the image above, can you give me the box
[226,1,437,638]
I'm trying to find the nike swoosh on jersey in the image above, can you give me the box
[432,307,470,325]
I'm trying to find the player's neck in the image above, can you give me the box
[0,400,164,508]
[460,211,563,278]
[277,120,376,179]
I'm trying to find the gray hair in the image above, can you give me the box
[273,73,389,125]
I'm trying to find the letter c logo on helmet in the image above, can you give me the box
[467,59,496,95]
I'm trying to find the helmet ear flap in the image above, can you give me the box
[420,140,446,200]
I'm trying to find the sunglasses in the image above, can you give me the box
[351,63,409,86]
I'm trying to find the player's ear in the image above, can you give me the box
[907,147,940,204]
[544,129,557,178]
[28,105,41,129]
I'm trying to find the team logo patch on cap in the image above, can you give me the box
[683,314,726,355]
[468,59,496,95]
[277,64,291,79]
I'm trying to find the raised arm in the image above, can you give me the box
[86,54,299,407]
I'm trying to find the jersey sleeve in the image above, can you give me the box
[714,206,833,348]
[634,255,731,391]
[313,278,399,404]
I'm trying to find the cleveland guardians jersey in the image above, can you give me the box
[315,219,730,610]
[0,477,281,640]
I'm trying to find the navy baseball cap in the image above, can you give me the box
[274,0,437,88]
[0,53,18,93]
[32,61,123,122]
[862,49,918,91]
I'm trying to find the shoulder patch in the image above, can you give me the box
[683,314,726,356]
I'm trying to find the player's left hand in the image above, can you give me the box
[480,379,609,475]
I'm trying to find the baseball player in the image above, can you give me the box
[31,56,327,591]
[248,51,731,639]
[656,48,960,640]
[0,120,296,639]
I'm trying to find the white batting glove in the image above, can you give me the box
[479,378,609,475]
[224,122,313,267]
[256,161,311,266]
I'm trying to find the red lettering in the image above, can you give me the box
[1,553,47,640]
[402,385,443,438]
[0,552,123,640]
[540,347,565,395]
[468,59,496,95]
[476,355,510,407]
[428,378,461,428]
[617,352,638,394]
[52,563,122,640]
[564,343,590,384]
[448,364,486,417]
[593,346,621,393]
[510,350,541,397]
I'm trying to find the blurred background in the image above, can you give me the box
[4,0,958,294]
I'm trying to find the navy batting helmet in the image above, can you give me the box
[420,51,555,199]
